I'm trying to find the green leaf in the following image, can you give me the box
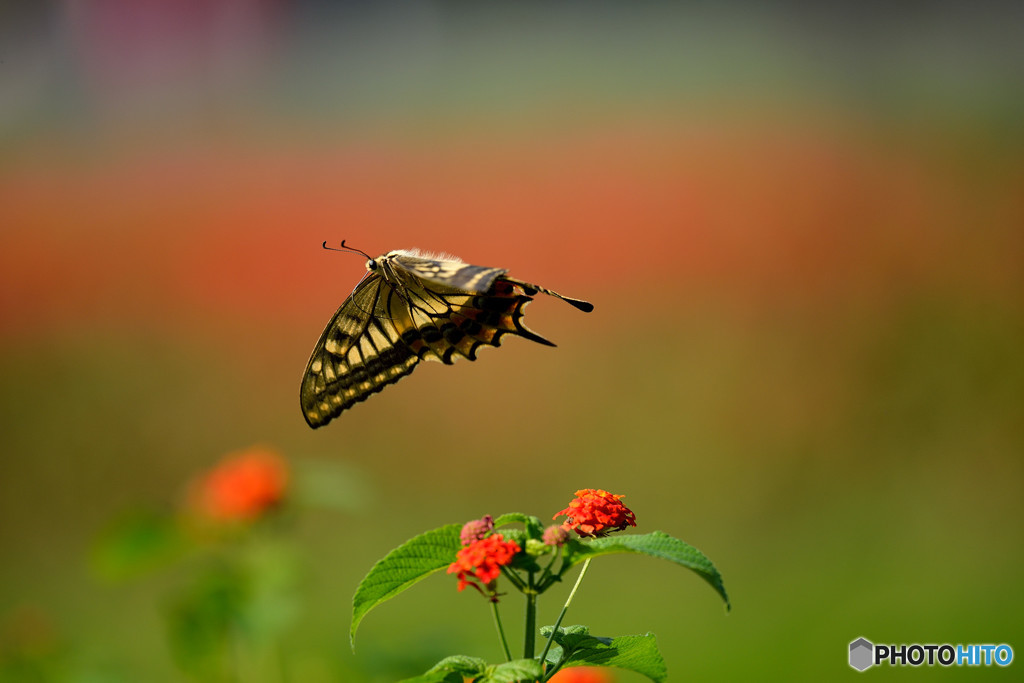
[351,524,462,644]
[166,565,249,679]
[398,673,463,683]
[571,531,730,610]
[482,658,545,683]
[541,625,667,683]
[399,655,488,683]
[501,528,528,549]
[235,540,301,643]
[401,656,543,683]
[493,512,544,537]
[89,508,187,580]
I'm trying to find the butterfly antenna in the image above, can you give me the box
[322,240,373,260]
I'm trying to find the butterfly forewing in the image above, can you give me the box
[300,249,592,428]
[392,253,507,293]
[301,277,418,427]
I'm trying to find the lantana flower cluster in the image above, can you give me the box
[448,489,636,599]
[447,534,521,597]
[553,488,636,538]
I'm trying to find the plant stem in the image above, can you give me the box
[491,599,513,662]
[538,557,591,672]
[228,618,245,683]
[535,547,562,592]
[523,592,537,658]
[523,573,537,659]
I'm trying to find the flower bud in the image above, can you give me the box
[525,538,549,556]
[542,524,570,547]
[459,514,494,546]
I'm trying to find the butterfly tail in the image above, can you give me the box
[503,277,594,313]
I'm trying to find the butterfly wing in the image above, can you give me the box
[389,250,593,310]
[390,252,508,293]
[399,276,558,365]
[301,251,594,428]
[300,274,421,428]
[389,253,565,357]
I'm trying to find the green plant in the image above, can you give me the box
[92,447,300,683]
[352,489,729,683]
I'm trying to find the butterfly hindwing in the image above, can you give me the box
[408,277,554,363]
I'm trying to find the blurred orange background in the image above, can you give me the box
[1,2,1022,681]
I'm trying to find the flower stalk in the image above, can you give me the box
[538,557,592,672]
[523,588,537,659]
[491,600,512,662]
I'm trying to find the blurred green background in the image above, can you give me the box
[2,2,1022,681]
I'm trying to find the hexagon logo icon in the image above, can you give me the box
[850,637,874,671]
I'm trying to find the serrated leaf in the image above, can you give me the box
[571,531,730,609]
[481,658,545,683]
[351,524,461,644]
[400,655,488,683]
[428,654,489,674]
[541,624,590,638]
[398,673,463,683]
[542,626,667,683]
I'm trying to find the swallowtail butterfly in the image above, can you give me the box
[300,242,593,428]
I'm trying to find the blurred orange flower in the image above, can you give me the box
[553,489,636,538]
[189,447,288,522]
[548,666,615,683]
[447,534,520,596]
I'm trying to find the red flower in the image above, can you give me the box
[190,447,288,522]
[553,489,636,538]
[548,666,615,683]
[447,534,520,596]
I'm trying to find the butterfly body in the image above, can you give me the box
[301,248,592,428]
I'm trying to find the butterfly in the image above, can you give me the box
[300,242,593,428]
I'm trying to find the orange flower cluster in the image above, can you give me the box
[553,489,636,538]
[190,448,288,522]
[548,666,615,683]
[447,534,521,595]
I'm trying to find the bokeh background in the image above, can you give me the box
[2,1,1023,681]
